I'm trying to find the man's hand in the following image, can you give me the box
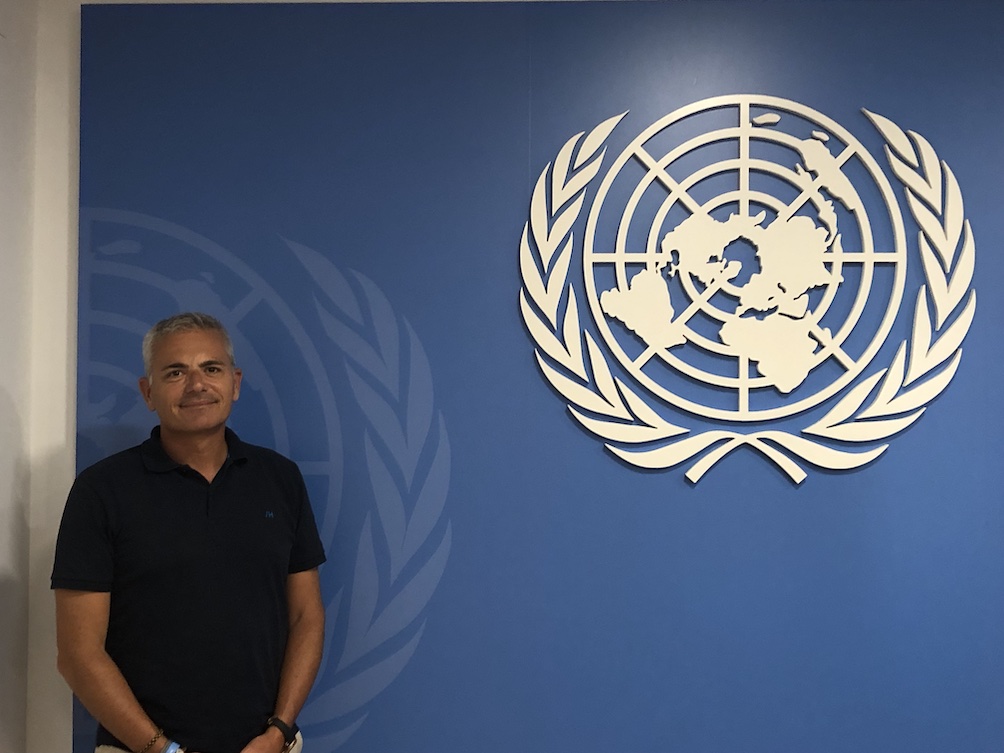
[239,726,286,753]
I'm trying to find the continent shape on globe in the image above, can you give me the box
[602,208,840,394]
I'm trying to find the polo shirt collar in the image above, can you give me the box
[140,426,249,473]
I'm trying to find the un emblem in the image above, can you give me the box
[519,95,976,483]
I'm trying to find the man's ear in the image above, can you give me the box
[138,376,155,411]
[232,368,243,401]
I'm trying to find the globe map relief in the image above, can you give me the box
[584,96,907,421]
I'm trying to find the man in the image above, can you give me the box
[53,312,326,753]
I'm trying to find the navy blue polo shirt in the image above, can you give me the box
[52,427,326,753]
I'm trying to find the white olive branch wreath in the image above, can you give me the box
[289,241,452,749]
[802,112,976,442]
[519,112,689,440]
[519,110,975,484]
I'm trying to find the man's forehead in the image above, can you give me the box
[151,329,231,361]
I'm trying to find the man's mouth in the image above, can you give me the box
[180,399,217,408]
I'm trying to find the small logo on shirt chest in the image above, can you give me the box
[265,510,275,519]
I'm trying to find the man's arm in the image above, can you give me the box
[241,568,325,753]
[55,589,164,753]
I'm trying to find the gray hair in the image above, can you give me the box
[142,312,236,377]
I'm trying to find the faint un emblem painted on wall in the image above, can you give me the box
[78,209,451,751]
[519,94,976,484]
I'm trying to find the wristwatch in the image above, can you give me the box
[266,716,299,752]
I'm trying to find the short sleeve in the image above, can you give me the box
[287,466,326,574]
[51,474,115,592]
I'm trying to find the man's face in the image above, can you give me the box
[138,329,242,439]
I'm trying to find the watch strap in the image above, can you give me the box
[266,716,298,746]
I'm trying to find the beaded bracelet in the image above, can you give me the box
[138,729,163,753]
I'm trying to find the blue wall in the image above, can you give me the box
[77,3,1004,751]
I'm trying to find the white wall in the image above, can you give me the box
[24,0,78,748]
[0,0,38,749]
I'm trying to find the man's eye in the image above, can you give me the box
[205,366,221,374]
[166,370,183,379]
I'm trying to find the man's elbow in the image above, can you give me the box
[287,568,325,635]
[56,643,101,690]
[56,647,80,688]
[292,602,325,634]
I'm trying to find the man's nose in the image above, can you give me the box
[184,370,206,390]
